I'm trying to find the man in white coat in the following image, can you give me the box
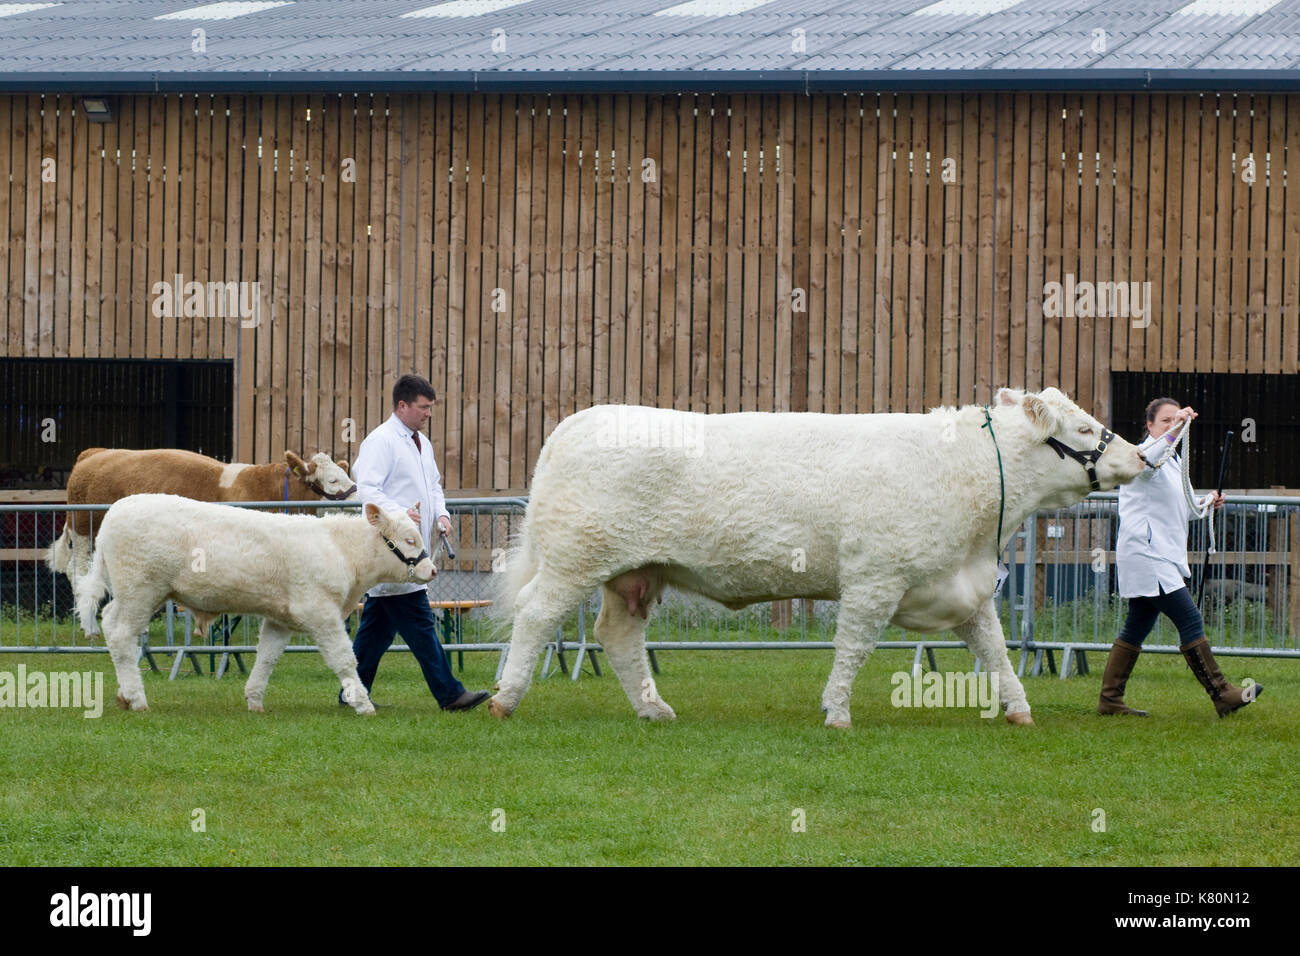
[1098,399,1261,718]
[345,374,490,712]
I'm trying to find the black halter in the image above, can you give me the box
[1044,428,1115,492]
[382,534,429,581]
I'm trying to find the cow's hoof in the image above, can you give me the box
[131,700,149,712]
[638,701,676,721]
[116,694,130,710]
[825,719,851,729]
[247,701,264,713]
[1006,711,1034,726]
[487,696,511,719]
[355,705,377,716]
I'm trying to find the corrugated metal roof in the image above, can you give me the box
[2,0,1300,91]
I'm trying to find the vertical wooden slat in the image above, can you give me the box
[318,94,339,457]
[578,94,598,416]
[1247,93,1267,373]
[823,94,842,415]
[68,97,85,359]
[611,94,630,408]
[160,94,179,359]
[232,96,254,461]
[708,96,728,414]
[1077,93,1096,414]
[776,93,794,413]
[625,95,645,411]
[37,95,56,356]
[177,95,195,361]
[858,94,877,412]
[907,94,929,411]
[758,94,777,412]
[874,92,895,412]
[672,93,692,411]
[1110,94,1132,381]
[523,94,549,481]
[1062,94,1082,405]
[303,93,324,456]
[0,97,10,352]
[1043,92,1063,393]
[430,93,451,460]
[690,93,711,413]
[1008,92,1029,389]
[1283,95,1300,375]
[1197,93,1219,377]
[792,93,811,413]
[365,95,386,453]
[337,95,359,463]
[491,92,516,490]
[1161,94,1184,374]
[542,95,564,440]
[1178,95,1200,374]
[807,94,827,414]
[593,94,613,407]
[725,94,745,414]
[940,93,960,407]
[840,94,860,414]
[84,112,104,360]
[1265,95,1286,375]
[922,94,942,410]
[475,93,499,490]
[507,95,532,490]
[561,94,580,422]
[1230,96,1250,376]
[1094,93,1115,420]
[958,92,978,405]
[193,95,212,360]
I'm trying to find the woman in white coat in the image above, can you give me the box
[1098,398,1263,717]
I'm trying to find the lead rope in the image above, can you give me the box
[981,406,1006,558]
[1148,418,1216,556]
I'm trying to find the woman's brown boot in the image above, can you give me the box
[1180,637,1263,717]
[1097,640,1148,716]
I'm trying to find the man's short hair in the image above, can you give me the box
[393,374,437,407]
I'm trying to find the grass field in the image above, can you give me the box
[0,646,1294,866]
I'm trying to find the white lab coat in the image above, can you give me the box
[1116,430,1207,598]
[351,413,451,598]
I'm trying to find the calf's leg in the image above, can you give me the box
[244,620,293,712]
[309,617,374,715]
[954,597,1033,725]
[594,581,673,720]
[102,599,158,711]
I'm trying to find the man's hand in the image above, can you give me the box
[1208,491,1226,511]
[437,515,452,536]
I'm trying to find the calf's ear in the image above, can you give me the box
[364,502,382,526]
[336,459,350,473]
[284,450,308,475]
[995,387,1023,406]
[1022,395,1062,442]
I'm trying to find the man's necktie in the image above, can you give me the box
[413,432,422,452]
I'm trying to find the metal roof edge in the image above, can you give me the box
[3,69,1300,95]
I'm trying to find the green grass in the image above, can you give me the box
[0,646,1295,866]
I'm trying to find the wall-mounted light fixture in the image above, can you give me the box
[81,97,113,123]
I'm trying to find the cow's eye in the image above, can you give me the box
[406,538,415,546]
[1079,426,1093,434]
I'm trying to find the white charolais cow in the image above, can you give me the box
[75,494,435,714]
[491,387,1147,727]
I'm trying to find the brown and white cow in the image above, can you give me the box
[47,447,356,636]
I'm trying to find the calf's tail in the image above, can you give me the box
[76,544,111,632]
[46,521,73,574]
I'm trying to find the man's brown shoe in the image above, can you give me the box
[445,689,490,712]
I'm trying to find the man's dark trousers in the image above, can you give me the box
[352,590,466,707]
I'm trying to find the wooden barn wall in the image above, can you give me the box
[0,92,1296,493]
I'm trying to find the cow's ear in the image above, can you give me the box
[285,450,307,475]
[1040,386,1068,404]
[995,387,1023,406]
[1022,395,1061,441]
[364,503,383,526]
[336,459,349,473]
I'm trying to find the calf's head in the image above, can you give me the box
[1018,387,1146,501]
[285,450,358,500]
[364,502,436,584]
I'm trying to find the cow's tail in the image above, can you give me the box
[45,521,74,574]
[76,544,111,634]
[489,518,540,630]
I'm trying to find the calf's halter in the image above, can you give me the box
[1045,428,1114,492]
[382,533,429,581]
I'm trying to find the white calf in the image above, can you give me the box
[75,494,434,714]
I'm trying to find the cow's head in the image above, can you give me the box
[285,451,358,500]
[1017,387,1146,502]
[364,502,436,584]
